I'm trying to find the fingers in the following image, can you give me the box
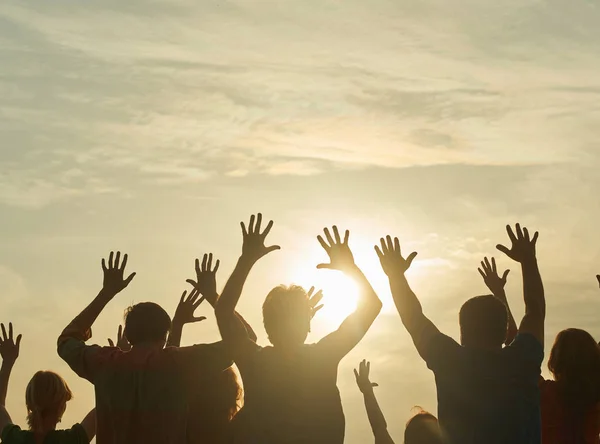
[1,323,6,341]
[478,267,486,279]
[309,289,324,307]
[214,259,220,273]
[249,214,256,234]
[15,334,22,348]
[531,231,539,245]
[506,225,517,244]
[262,220,274,238]
[394,237,400,253]
[202,254,208,272]
[406,251,418,267]
[354,368,359,382]
[312,304,324,316]
[102,258,107,272]
[371,382,379,388]
[118,325,123,339]
[266,245,281,254]
[515,223,524,240]
[108,251,114,269]
[502,269,510,280]
[241,222,248,237]
[323,227,334,246]
[386,235,393,252]
[343,229,349,245]
[193,295,207,309]
[317,235,329,252]
[307,286,315,298]
[193,316,207,323]
[333,226,341,244]
[523,227,530,242]
[195,258,201,276]
[9,323,13,341]
[124,273,136,287]
[121,254,129,271]
[186,279,198,289]
[496,244,510,256]
[115,251,121,270]
[256,213,263,233]
[181,290,188,303]
[108,339,115,347]
[374,245,384,261]
[316,263,332,270]
[483,257,492,272]
[491,257,497,273]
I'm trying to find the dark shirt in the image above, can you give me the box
[232,343,345,444]
[424,332,543,444]
[58,321,232,444]
[1,424,89,444]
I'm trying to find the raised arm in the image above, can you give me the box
[167,289,207,347]
[496,224,544,346]
[376,236,441,358]
[355,360,395,444]
[0,323,22,433]
[185,253,258,343]
[215,214,279,353]
[80,408,97,442]
[58,252,135,380]
[317,227,382,359]
[478,257,518,345]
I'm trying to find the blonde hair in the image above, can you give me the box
[25,371,73,432]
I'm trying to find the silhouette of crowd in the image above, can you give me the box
[1,214,599,444]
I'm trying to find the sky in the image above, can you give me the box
[1,0,600,442]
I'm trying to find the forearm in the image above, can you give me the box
[215,257,254,316]
[348,266,383,314]
[492,289,518,345]
[0,362,14,406]
[60,289,113,343]
[522,259,545,317]
[167,322,184,347]
[362,390,394,444]
[388,274,425,331]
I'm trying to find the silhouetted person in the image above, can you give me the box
[0,323,96,443]
[354,359,443,444]
[541,329,600,444]
[377,224,545,444]
[57,252,232,444]
[482,263,600,443]
[215,214,382,444]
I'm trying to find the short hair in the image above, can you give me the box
[26,371,73,431]
[124,302,172,345]
[404,407,442,444]
[262,285,310,345]
[459,295,508,348]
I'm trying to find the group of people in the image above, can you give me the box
[0,214,599,444]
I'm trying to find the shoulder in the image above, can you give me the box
[53,423,89,443]
[1,424,29,442]
[506,333,544,362]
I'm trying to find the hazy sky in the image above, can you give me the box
[1,0,600,442]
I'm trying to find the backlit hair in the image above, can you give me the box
[25,371,73,432]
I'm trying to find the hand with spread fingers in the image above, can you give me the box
[108,325,131,352]
[241,213,280,264]
[173,288,207,327]
[102,251,136,296]
[0,323,22,365]
[354,359,379,394]
[186,253,220,306]
[317,226,355,272]
[375,235,418,277]
[307,286,324,320]
[496,224,539,263]
[478,257,510,296]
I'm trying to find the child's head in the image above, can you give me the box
[25,371,73,432]
[124,302,172,346]
[263,285,311,347]
[404,408,443,444]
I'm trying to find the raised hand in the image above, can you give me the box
[307,286,324,319]
[496,224,538,263]
[317,226,355,271]
[354,359,378,393]
[375,235,417,277]
[108,325,131,352]
[186,253,220,306]
[173,288,207,326]
[478,257,510,295]
[0,323,22,364]
[241,214,280,263]
[102,251,136,295]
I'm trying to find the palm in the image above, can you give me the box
[102,251,136,295]
[354,359,378,393]
[0,323,22,364]
[186,253,219,305]
[375,235,417,277]
[478,257,509,294]
[496,224,538,263]
[317,226,355,271]
[173,288,207,325]
[241,214,280,263]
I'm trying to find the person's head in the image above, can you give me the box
[124,302,171,347]
[404,408,443,444]
[25,371,73,432]
[263,285,310,347]
[548,328,600,411]
[459,295,508,349]
[194,367,242,422]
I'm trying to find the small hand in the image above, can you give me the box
[0,323,22,365]
[375,235,417,277]
[241,214,280,263]
[107,325,131,352]
[317,226,355,271]
[596,275,599,289]
[478,257,510,296]
[173,288,207,326]
[307,286,324,320]
[354,359,378,394]
[186,253,220,306]
[496,224,539,263]
[102,251,136,295]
